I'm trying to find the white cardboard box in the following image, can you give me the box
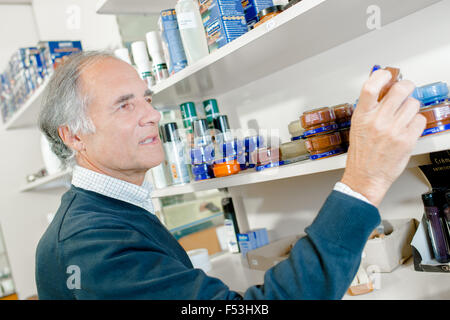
[246,235,303,271]
[361,219,417,273]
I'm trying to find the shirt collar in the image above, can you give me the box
[71,165,154,214]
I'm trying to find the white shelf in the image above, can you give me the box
[2,78,50,131]
[96,0,176,15]
[151,131,450,198]
[207,251,450,299]
[19,168,72,192]
[126,0,442,106]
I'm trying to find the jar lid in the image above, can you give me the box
[213,160,240,177]
[412,82,449,106]
[288,120,304,136]
[258,5,284,19]
[304,132,342,153]
[331,103,353,121]
[280,140,308,160]
[300,107,336,130]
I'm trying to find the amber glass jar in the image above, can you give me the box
[305,132,345,160]
[300,107,338,138]
[254,5,283,27]
[332,103,353,129]
[419,101,450,136]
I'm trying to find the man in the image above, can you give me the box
[35,51,425,299]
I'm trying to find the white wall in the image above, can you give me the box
[32,0,122,50]
[0,2,123,299]
[216,0,450,240]
[0,5,61,299]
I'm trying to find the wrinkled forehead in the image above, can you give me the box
[78,57,145,111]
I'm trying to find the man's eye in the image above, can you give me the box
[119,103,133,111]
[145,97,152,104]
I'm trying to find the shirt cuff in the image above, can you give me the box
[333,182,372,206]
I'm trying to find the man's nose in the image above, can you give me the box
[139,100,161,126]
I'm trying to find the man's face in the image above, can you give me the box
[78,57,163,178]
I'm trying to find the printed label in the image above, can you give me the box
[178,12,197,30]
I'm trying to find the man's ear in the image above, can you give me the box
[58,126,85,153]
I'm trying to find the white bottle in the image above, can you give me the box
[131,41,155,89]
[146,31,169,83]
[114,48,132,65]
[175,0,209,65]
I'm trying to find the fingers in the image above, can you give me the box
[378,80,416,118]
[392,97,421,128]
[357,69,393,113]
[406,113,427,140]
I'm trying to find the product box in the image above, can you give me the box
[237,228,269,256]
[241,0,274,29]
[361,219,418,273]
[411,151,450,273]
[246,234,303,271]
[159,9,188,75]
[199,0,248,53]
[38,40,83,75]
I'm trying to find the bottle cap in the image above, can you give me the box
[162,122,180,143]
[131,41,152,70]
[145,31,165,65]
[114,48,132,65]
[203,99,220,124]
[193,119,211,146]
[413,82,449,106]
[180,102,197,118]
[422,192,437,207]
[193,119,209,137]
[213,115,230,133]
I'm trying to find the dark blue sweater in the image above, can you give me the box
[35,185,380,299]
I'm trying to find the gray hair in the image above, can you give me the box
[38,51,118,168]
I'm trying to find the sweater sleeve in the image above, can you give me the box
[60,190,380,300]
[243,190,381,299]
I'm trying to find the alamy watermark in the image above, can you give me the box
[367,5,382,30]
[66,265,81,290]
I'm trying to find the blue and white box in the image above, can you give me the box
[199,0,248,53]
[241,0,274,29]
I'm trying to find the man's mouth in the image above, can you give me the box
[139,136,159,145]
